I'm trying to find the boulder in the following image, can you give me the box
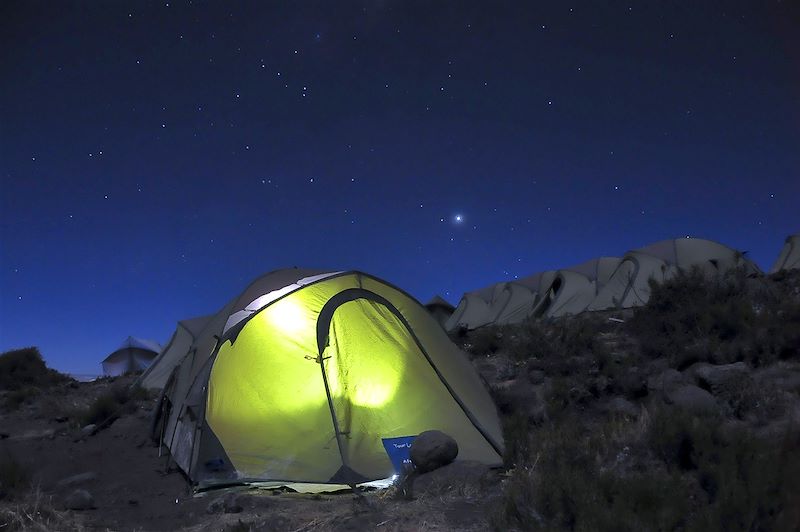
[647,369,685,394]
[81,424,96,437]
[605,397,639,418]
[410,430,458,473]
[754,363,800,393]
[688,362,751,397]
[65,489,95,510]
[664,385,717,414]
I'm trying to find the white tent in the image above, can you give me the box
[529,257,621,318]
[444,280,539,331]
[770,233,800,273]
[136,315,212,390]
[424,295,456,328]
[588,237,761,310]
[101,336,162,376]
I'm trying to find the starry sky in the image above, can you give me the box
[1,1,798,375]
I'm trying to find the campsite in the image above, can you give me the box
[1,234,799,530]
[2,2,798,530]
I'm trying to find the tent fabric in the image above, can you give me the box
[445,257,623,330]
[424,295,456,328]
[770,234,800,274]
[444,280,539,331]
[588,238,761,311]
[101,336,161,376]
[136,315,212,390]
[157,269,503,491]
[529,257,623,319]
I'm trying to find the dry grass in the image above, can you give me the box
[0,487,83,531]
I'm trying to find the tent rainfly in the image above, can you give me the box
[154,269,503,492]
[770,233,800,274]
[587,237,761,311]
[136,315,212,390]
[424,295,456,328]
[101,336,161,376]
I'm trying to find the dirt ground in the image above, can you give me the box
[0,376,502,531]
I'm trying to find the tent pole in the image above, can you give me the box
[317,354,349,472]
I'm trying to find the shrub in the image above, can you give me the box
[628,267,800,368]
[81,385,150,427]
[490,418,690,532]
[647,406,800,530]
[0,347,70,391]
[2,386,40,410]
[0,448,30,500]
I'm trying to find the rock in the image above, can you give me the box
[81,424,96,436]
[606,397,639,418]
[10,429,54,441]
[664,385,717,414]
[687,362,751,397]
[410,430,459,473]
[613,367,648,399]
[207,493,244,514]
[528,369,546,385]
[755,363,800,393]
[647,369,685,394]
[57,472,97,488]
[65,489,95,510]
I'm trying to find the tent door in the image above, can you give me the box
[317,289,432,484]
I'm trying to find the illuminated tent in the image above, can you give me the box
[770,233,800,273]
[136,315,211,390]
[155,269,503,491]
[588,237,761,310]
[101,336,161,376]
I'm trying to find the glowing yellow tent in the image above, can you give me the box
[156,269,503,491]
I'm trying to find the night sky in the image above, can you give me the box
[1,1,798,375]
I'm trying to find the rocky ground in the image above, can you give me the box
[0,373,502,531]
[2,268,799,531]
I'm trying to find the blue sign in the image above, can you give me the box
[381,436,416,473]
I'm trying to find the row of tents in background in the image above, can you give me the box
[102,233,799,377]
[429,233,800,332]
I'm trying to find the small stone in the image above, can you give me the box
[410,430,459,473]
[65,489,95,510]
[81,424,96,436]
[57,472,97,488]
[207,493,244,514]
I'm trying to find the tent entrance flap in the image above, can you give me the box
[321,294,487,480]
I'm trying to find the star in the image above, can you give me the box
[453,214,464,224]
